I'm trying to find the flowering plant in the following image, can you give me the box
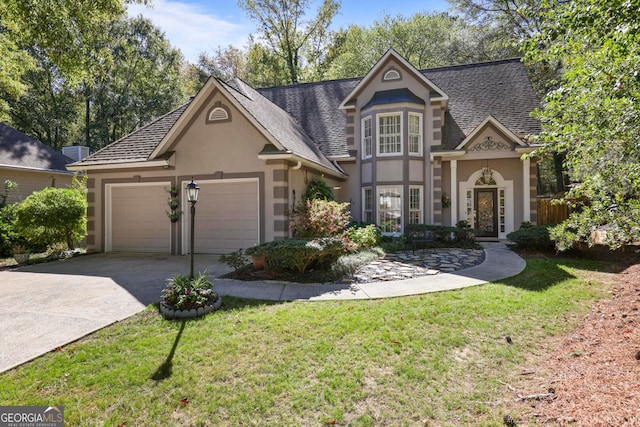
[289,199,350,238]
[161,272,216,309]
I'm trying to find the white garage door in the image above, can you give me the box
[109,184,170,253]
[187,179,259,253]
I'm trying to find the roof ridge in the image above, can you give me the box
[420,58,523,73]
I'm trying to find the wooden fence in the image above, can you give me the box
[536,198,571,225]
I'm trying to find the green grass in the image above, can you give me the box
[0,256,618,426]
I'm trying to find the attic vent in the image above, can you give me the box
[206,102,231,123]
[383,69,401,81]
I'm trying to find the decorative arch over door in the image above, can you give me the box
[458,168,514,239]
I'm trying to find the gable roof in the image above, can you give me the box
[259,58,540,157]
[424,59,541,149]
[0,122,73,173]
[71,76,343,176]
[337,49,448,110]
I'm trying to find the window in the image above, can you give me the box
[206,102,231,123]
[378,113,402,155]
[408,113,422,155]
[362,117,372,159]
[383,69,401,81]
[363,187,373,223]
[409,186,422,224]
[377,186,402,234]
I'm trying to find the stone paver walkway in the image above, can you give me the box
[348,248,485,283]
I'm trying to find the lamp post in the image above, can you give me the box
[185,178,200,279]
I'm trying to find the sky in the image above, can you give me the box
[127,0,452,64]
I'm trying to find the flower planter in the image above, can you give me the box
[13,253,30,264]
[160,294,223,320]
[252,256,266,270]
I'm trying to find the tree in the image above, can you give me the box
[0,0,129,110]
[525,0,640,250]
[14,177,87,250]
[238,0,340,84]
[84,16,185,150]
[326,12,512,80]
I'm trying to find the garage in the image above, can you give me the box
[185,179,259,254]
[108,183,171,252]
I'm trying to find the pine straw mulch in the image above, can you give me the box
[503,260,640,426]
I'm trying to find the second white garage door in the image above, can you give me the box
[186,179,259,253]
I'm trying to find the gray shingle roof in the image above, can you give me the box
[72,101,191,165]
[259,58,540,156]
[424,59,541,149]
[221,78,341,173]
[74,58,540,168]
[0,122,72,172]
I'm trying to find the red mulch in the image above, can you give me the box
[512,263,640,426]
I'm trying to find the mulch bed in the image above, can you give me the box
[511,262,640,426]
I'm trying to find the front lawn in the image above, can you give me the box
[0,256,618,426]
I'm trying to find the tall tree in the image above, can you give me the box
[326,12,513,80]
[525,0,640,250]
[0,0,130,105]
[237,0,340,84]
[84,16,185,150]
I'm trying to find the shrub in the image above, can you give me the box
[302,178,335,201]
[289,199,350,238]
[161,272,216,309]
[0,203,20,257]
[347,223,381,249]
[507,222,554,251]
[331,248,382,277]
[219,249,249,276]
[404,224,476,247]
[248,238,345,274]
[14,177,87,249]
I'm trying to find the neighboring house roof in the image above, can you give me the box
[0,122,72,172]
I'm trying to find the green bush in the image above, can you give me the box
[507,223,555,251]
[0,203,20,257]
[404,224,476,247]
[302,178,335,201]
[219,249,249,276]
[347,223,381,249]
[14,177,87,249]
[248,238,345,274]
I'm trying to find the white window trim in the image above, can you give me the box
[383,69,401,81]
[362,187,373,223]
[408,112,423,156]
[361,116,372,159]
[409,185,423,224]
[377,112,403,157]
[377,185,403,235]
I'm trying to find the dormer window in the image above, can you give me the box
[383,68,401,81]
[206,102,231,123]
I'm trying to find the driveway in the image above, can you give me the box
[0,243,525,373]
[0,253,232,373]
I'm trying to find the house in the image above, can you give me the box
[67,50,540,254]
[0,122,75,204]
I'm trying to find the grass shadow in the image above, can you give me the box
[504,253,629,292]
[151,320,186,381]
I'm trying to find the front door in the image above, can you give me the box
[474,188,498,237]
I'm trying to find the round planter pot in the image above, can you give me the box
[160,294,223,320]
[252,256,266,270]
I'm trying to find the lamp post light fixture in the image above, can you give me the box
[185,178,200,279]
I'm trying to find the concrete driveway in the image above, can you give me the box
[0,253,232,373]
